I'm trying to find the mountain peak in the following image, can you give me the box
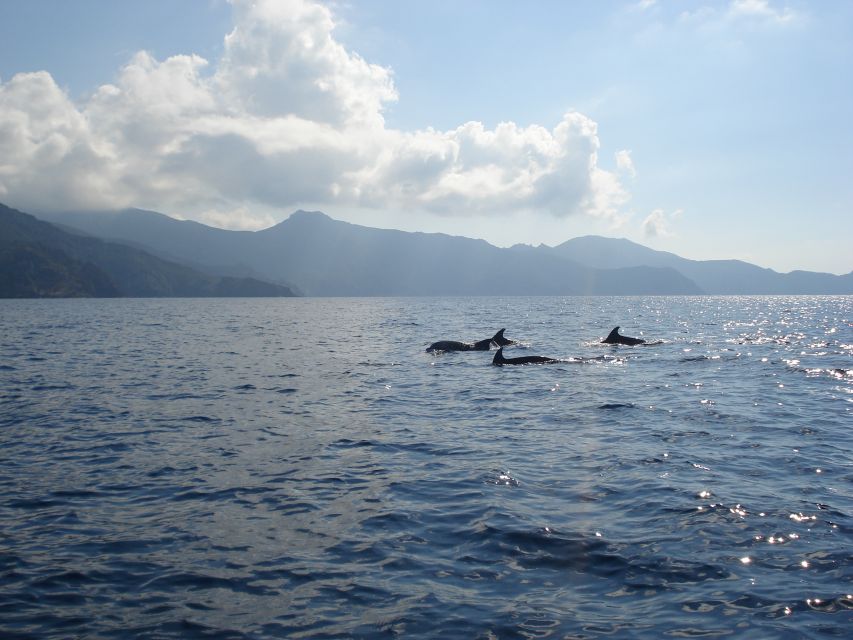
[288,209,332,221]
[265,209,334,232]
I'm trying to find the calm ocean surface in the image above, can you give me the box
[0,296,850,639]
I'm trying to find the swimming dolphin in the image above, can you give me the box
[601,326,645,346]
[427,329,514,353]
[492,347,558,366]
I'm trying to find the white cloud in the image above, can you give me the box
[0,71,123,211]
[642,208,681,237]
[193,204,278,231]
[216,0,397,126]
[615,150,636,178]
[728,0,797,24]
[0,0,628,228]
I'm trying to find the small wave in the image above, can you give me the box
[657,430,712,443]
[183,415,218,423]
[146,392,205,400]
[49,489,105,499]
[329,437,375,449]
[794,594,853,613]
[822,368,850,379]
[624,556,731,588]
[273,501,321,516]
[478,526,619,575]
[258,427,288,438]
[582,354,626,363]
[328,437,470,458]
[140,570,277,596]
[681,354,714,362]
[731,334,800,346]
[357,360,402,367]
[146,465,180,478]
[6,497,61,509]
[69,538,174,555]
[598,402,635,410]
[544,354,625,365]
[32,383,76,391]
[171,486,275,503]
[484,469,520,486]
[30,569,97,589]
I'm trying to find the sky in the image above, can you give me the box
[1,0,851,274]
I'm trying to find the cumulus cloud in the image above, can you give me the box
[0,0,628,227]
[0,71,123,210]
[642,208,682,238]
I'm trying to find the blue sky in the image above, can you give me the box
[1,0,851,274]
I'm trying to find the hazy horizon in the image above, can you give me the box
[1,0,851,275]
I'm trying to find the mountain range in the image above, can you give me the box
[0,203,295,298]
[33,207,701,296]
[4,202,851,297]
[545,236,853,295]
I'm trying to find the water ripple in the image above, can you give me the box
[0,296,850,638]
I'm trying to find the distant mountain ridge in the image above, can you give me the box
[28,205,853,296]
[549,235,853,295]
[38,208,701,296]
[0,203,296,298]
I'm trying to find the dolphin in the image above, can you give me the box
[492,347,558,366]
[427,329,514,353]
[601,326,645,346]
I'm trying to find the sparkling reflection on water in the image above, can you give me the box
[0,296,851,638]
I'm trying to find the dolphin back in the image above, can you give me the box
[602,327,621,343]
[427,340,471,353]
[492,328,514,346]
[493,347,557,366]
[602,326,645,345]
[492,348,506,366]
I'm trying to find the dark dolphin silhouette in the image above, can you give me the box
[601,326,645,346]
[492,347,558,366]
[427,329,514,353]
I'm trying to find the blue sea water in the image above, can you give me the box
[0,296,850,639]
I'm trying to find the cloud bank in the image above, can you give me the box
[0,0,628,228]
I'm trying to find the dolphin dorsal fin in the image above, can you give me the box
[606,327,621,340]
[493,328,506,341]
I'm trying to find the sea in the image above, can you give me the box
[0,296,850,639]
